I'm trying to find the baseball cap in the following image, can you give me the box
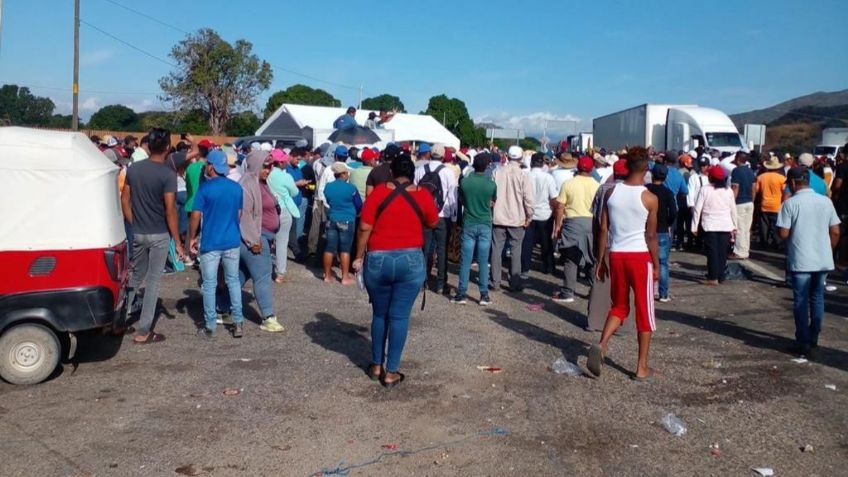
[270,149,289,164]
[198,139,213,149]
[577,156,594,173]
[708,165,726,182]
[798,152,814,167]
[418,143,432,155]
[334,145,349,158]
[787,166,809,181]
[330,162,349,174]
[652,163,669,180]
[361,148,378,162]
[260,142,272,151]
[431,144,446,159]
[383,144,401,159]
[207,150,229,175]
[698,156,711,168]
[613,159,629,177]
[507,145,523,160]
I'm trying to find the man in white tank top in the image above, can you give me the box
[588,149,660,381]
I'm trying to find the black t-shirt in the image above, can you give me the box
[835,162,848,214]
[300,163,316,200]
[366,163,393,188]
[646,183,678,232]
[126,160,177,234]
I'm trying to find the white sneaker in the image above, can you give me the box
[658,297,672,303]
[825,285,837,292]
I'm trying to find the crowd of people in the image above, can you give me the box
[100,122,846,386]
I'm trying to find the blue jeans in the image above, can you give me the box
[365,249,425,372]
[325,220,354,255]
[223,232,275,318]
[176,190,188,236]
[199,247,243,330]
[457,223,492,297]
[657,232,671,298]
[790,271,826,348]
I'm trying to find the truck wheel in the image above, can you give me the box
[0,324,61,385]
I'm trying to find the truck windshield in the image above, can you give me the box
[813,146,837,156]
[705,132,742,148]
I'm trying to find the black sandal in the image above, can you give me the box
[133,332,166,345]
[366,364,383,381]
[381,372,405,388]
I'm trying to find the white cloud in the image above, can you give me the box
[474,111,584,138]
[80,97,100,112]
[81,49,115,66]
[126,99,156,112]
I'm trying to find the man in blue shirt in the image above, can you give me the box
[188,150,245,339]
[662,155,689,249]
[777,167,841,357]
[783,153,828,197]
[322,162,363,285]
[333,106,358,130]
[730,151,757,259]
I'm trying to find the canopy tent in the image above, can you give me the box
[0,127,125,251]
[257,104,461,149]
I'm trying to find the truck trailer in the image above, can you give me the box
[593,104,745,154]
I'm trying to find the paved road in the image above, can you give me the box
[1,252,846,477]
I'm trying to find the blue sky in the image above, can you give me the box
[1,0,845,134]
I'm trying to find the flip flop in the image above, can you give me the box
[366,365,383,381]
[381,372,405,389]
[632,369,657,382]
[133,332,166,345]
[587,345,604,377]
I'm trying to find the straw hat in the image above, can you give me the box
[556,152,578,168]
[763,156,782,170]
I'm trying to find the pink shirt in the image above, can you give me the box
[692,184,738,233]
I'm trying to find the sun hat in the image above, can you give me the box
[557,152,578,168]
[763,156,782,170]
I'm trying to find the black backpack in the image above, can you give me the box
[418,164,445,212]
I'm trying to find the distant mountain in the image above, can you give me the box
[730,89,848,127]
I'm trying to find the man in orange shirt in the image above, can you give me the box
[756,156,786,250]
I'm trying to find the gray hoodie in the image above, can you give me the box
[238,151,265,247]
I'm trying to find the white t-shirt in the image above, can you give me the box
[528,168,558,221]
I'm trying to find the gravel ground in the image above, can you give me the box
[1,251,846,477]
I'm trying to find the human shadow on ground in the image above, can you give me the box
[657,308,848,373]
[303,312,372,372]
[484,308,632,378]
[175,288,263,328]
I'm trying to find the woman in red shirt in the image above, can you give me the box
[353,154,439,387]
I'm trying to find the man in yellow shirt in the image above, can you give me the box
[553,156,600,302]
[756,156,786,250]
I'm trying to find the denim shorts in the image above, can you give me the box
[325,220,354,255]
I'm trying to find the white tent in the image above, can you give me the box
[257,104,461,149]
[0,127,125,251]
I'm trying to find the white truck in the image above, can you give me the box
[592,104,745,154]
[565,132,594,154]
[814,128,848,159]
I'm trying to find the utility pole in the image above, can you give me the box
[72,0,80,130]
[0,0,5,58]
[358,84,363,110]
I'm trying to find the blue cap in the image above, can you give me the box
[335,145,349,158]
[418,143,431,155]
[207,150,229,175]
[652,163,668,180]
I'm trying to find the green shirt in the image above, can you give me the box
[460,173,497,226]
[349,165,373,199]
[184,160,205,212]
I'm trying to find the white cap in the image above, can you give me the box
[260,142,272,151]
[798,152,814,167]
[507,145,523,160]
[250,141,261,150]
[295,139,308,148]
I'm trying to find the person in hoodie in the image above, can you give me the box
[225,151,285,333]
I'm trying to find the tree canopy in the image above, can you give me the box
[264,84,341,117]
[361,94,405,113]
[0,84,55,127]
[225,111,261,137]
[138,109,211,135]
[159,28,273,135]
[424,94,485,147]
[87,104,140,131]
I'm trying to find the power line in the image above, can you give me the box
[14,83,160,95]
[80,19,175,67]
[101,0,189,34]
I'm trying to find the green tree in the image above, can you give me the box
[264,84,341,117]
[424,94,486,146]
[87,104,139,131]
[46,114,74,129]
[225,111,261,137]
[0,84,55,126]
[361,94,405,112]
[137,109,210,134]
[160,28,273,135]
